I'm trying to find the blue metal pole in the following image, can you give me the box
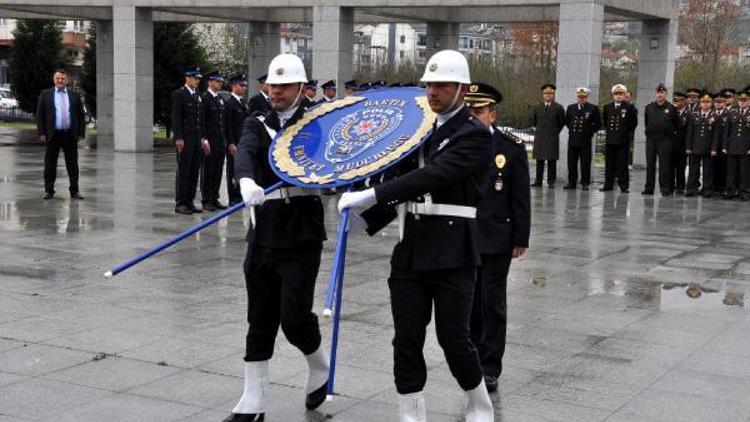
[323,208,350,316]
[104,182,285,278]
[326,209,350,400]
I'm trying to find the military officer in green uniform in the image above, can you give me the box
[531,84,565,188]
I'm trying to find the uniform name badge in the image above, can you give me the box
[621,109,627,117]
[495,177,503,191]
[270,87,436,188]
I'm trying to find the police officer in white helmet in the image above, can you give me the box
[226,53,329,421]
[338,49,495,422]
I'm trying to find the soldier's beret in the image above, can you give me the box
[465,82,503,108]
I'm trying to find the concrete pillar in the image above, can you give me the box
[112,6,153,152]
[555,1,604,181]
[426,22,459,59]
[95,20,113,149]
[312,6,353,95]
[247,22,280,95]
[633,18,678,168]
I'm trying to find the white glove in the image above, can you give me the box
[239,178,265,206]
[337,188,377,213]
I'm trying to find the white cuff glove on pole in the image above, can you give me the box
[337,188,377,213]
[240,178,265,206]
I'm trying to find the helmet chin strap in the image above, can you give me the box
[439,84,464,115]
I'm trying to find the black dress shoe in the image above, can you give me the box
[175,205,192,214]
[661,190,672,196]
[740,196,750,202]
[70,192,85,200]
[222,413,265,421]
[214,201,228,210]
[531,182,542,187]
[484,375,498,393]
[43,192,54,200]
[305,382,328,410]
[620,188,629,193]
[187,203,203,213]
[203,202,217,212]
[599,187,613,192]
[685,191,695,197]
[701,191,712,198]
[641,190,654,195]
[563,184,576,190]
[582,185,589,191]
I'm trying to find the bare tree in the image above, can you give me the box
[678,0,741,87]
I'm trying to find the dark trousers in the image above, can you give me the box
[567,142,592,186]
[535,160,557,186]
[603,144,629,190]
[43,130,79,194]
[175,138,201,207]
[200,140,225,204]
[671,146,687,191]
[469,253,511,379]
[687,154,713,193]
[645,138,673,192]
[226,148,241,204]
[244,244,322,361]
[388,266,482,394]
[725,155,750,198]
[713,154,727,193]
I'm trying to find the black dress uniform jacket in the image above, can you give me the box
[363,107,492,271]
[247,92,271,116]
[723,108,750,155]
[171,86,204,142]
[225,94,249,148]
[532,102,565,160]
[602,102,638,145]
[202,91,226,145]
[645,101,679,141]
[234,106,326,249]
[686,111,719,155]
[714,109,729,150]
[477,129,531,255]
[676,108,691,151]
[565,102,601,146]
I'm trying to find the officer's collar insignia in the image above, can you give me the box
[495,154,506,169]
[429,63,438,72]
[275,67,284,76]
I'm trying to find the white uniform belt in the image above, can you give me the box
[265,187,318,201]
[406,202,476,219]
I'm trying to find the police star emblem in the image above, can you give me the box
[275,67,284,76]
[495,154,506,169]
[429,63,438,72]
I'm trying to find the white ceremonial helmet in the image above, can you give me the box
[265,54,308,85]
[611,84,628,94]
[420,50,471,85]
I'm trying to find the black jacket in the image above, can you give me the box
[644,101,679,141]
[685,111,719,155]
[225,94,249,146]
[201,91,226,146]
[247,92,270,116]
[602,102,638,146]
[477,129,531,255]
[675,107,691,150]
[564,102,601,146]
[723,108,750,155]
[713,109,729,152]
[36,87,86,139]
[234,106,326,249]
[363,106,492,270]
[171,86,204,142]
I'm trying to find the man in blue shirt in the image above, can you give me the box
[36,69,86,200]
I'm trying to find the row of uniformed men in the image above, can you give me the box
[170,70,422,214]
[529,83,750,199]
[215,51,530,422]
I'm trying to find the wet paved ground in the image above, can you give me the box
[1,129,749,422]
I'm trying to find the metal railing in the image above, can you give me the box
[0,107,35,122]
